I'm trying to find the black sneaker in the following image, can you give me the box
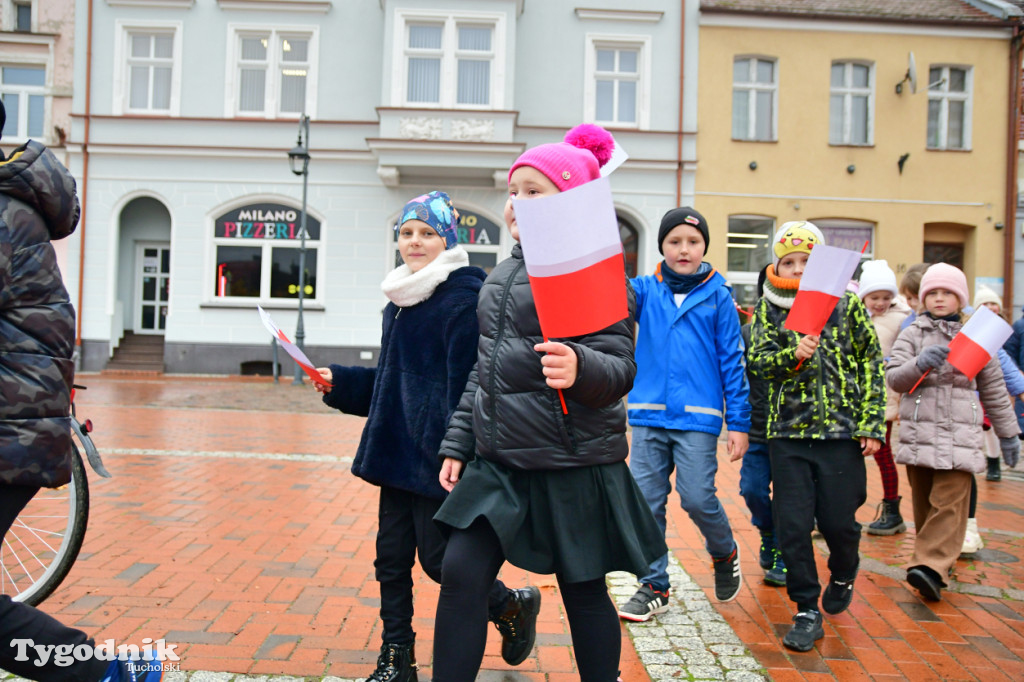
[712,546,742,602]
[782,610,824,652]
[493,586,541,666]
[907,566,943,602]
[366,643,417,682]
[763,548,786,587]
[821,574,855,615]
[758,532,776,570]
[617,584,670,622]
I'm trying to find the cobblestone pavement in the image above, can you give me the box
[3,373,1024,680]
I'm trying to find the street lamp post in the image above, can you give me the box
[287,114,311,385]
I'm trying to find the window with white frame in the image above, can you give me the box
[927,65,971,150]
[0,65,45,141]
[12,0,31,32]
[393,10,505,109]
[212,202,322,303]
[114,21,182,116]
[128,32,174,112]
[830,61,873,146]
[732,57,776,141]
[584,36,650,128]
[228,27,317,117]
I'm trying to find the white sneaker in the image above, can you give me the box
[961,518,984,555]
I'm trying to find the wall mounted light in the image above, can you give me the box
[749,161,757,170]
[846,164,856,174]
[898,153,910,174]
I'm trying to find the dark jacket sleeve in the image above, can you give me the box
[322,364,376,417]
[847,294,886,438]
[563,278,637,408]
[442,295,482,426]
[438,363,479,463]
[748,299,800,381]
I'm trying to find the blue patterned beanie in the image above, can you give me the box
[396,190,460,250]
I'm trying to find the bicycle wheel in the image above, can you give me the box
[1,443,90,606]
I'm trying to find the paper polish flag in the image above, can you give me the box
[784,244,862,336]
[257,305,332,388]
[513,176,628,339]
[947,305,1013,380]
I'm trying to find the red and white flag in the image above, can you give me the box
[785,244,862,336]
[947,305,1013,380]
[257,306,332,388]
[512,176,628,339]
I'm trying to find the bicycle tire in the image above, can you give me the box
[4,444,90,606]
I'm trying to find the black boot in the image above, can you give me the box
[367,642,417,682]
[492,586,541,666]
[866,496,906,535]
[987,457,1002,481]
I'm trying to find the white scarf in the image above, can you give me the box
[380,245,470,307]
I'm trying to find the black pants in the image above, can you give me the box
[0,485,109,682]
[432,517,621,682]
[375,486,508,645]
[769,439,866,612]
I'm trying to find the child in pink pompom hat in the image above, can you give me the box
[432,124,665,682]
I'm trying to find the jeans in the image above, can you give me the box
[739,440,774,533]
[630,426,736,592]
[0,484,109,682]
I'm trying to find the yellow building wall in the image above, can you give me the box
[696,23,1011,297]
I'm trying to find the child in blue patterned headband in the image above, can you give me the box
[396,190,460,250]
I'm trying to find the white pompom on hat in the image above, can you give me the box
[857,260,898,300]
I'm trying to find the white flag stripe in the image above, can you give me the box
[514,176,622,276]
[524,243,623,277]
[800,244,861,297]
[961,305,1013,353]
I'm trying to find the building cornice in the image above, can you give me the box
[106,0,196,8]
[699,12,1014,39]
[217,0,331,12]
[574,8,664,23]
[0,31,56,45]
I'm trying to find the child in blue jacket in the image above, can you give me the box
[618,207,751,621]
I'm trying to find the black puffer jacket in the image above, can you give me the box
[439,244,636,470]
[0,141,80,487]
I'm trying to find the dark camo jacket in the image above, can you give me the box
[0,140,80,487]
[748,291,886,442]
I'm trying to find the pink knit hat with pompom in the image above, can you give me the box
[508,124,615,191]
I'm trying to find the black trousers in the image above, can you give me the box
[375,486,508,645]
[432,517,621,682]
[0,484,109,682]
[769,439,866,612]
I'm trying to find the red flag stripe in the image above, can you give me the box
[784,289,841,336]
[947,332,993,380]
[528,254,628,339]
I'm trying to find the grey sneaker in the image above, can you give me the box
[783,610,824,652]
[617,584,670,622]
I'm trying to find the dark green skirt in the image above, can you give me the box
[434,457,667,583]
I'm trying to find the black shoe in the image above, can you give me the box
[782,610,824,652]
[712,546,742,602]
[867,497,906,535]
[367,642,417,682]
[763,548,787,587]
[758,532,776,570]
[493,586,541,666]
[907,566,943,602]
[821,574,855,615]
[987,457,1002,481]
[617,583,671,622]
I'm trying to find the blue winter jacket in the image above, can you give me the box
[628,268,751,435]
[323,266,486,500]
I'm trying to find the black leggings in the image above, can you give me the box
[432,517,621,682]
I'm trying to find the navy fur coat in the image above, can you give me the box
[323,265,485,499]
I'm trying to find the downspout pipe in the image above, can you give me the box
[76,0,94,352]
[675,0,685,207]
[1005,22,1021,314]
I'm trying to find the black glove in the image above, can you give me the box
[1000,436,1020,468]
[915,345,950,372]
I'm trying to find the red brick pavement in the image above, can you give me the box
[32,375,1024,679]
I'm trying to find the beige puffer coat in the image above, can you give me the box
[887,314,1019,473]
[871,298,912,421]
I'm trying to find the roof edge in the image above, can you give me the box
[698,5,1016,27]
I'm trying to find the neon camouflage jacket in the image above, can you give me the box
[748,291,886,441]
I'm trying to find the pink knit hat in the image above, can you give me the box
[508,124,615,191]
[919,262,969,309]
